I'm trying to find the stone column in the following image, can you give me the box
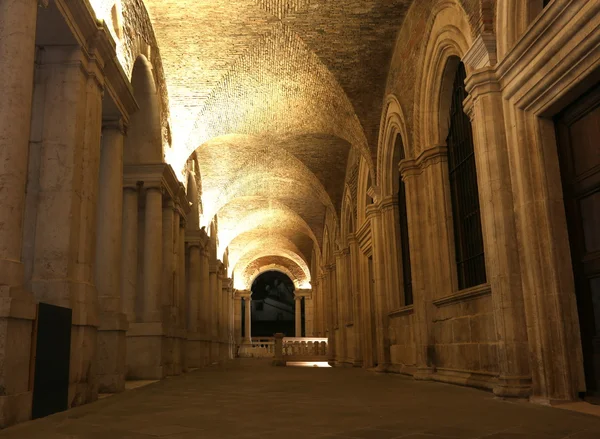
[295,295,302,337]
[218,273,226,360]
[143,187,163,323]
[234,293,242,347]
[227,282,233,359]
[400,157,435,380]
[199,245,210,365]
[31,46,105,407]
[380,197,402,311]
[209,266,218,361]
[162,202,175,313]
[121,186,138,322]
[95,120,128,393]
[348,235,361,366]
[244,296,252,342]
[465,68,531,397]
[369,206,391,370]
[0,0,38,426]
[178,219,186,329]
[304,294,314,337]
[187,244,201,333]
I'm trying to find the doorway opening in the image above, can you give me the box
[250,271,298,337]
[555,81,600,400]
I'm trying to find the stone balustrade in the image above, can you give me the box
[238,337,276,358]
[272,333,329,366]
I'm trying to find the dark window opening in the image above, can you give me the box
[446,62,487,290]
[396,136,413,306]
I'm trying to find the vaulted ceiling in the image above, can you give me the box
[141,0,411,286]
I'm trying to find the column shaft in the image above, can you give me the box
[143,187,163,322]
[0,0,38,286]
[244,297,252,342]
[0,0,38,426]
[295,297,302,337]
[96,122,125,314]
[95,122,127,393]
[121,187,138,321]
[187,245,201,333]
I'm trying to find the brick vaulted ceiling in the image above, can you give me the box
[143,0,411,285]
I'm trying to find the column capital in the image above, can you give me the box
[380,195,398,211]
[102,118,127,135]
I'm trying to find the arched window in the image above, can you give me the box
[395,136,413,306]
[446,62,486,290]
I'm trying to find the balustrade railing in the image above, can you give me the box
[238,337,275,358]
[272,334,329,366]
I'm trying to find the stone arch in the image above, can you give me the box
[377,94,411,198]
[414,0,474,155]
[125,55,163,164]
[496,0,549,61]
[340,186,355,249]
[356,157,372,228]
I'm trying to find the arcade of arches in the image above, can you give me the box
[0,0,599,429]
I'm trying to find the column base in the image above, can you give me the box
[0,391,33,428]
[97,312,128,394]
[493,376,533,399]
[126,322,166,380]
[186,333,211,368]
[0,285,36,429]
[413,366,436,381]
[69,324,99,408]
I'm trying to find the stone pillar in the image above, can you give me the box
[31,45,105,407]
[244,296,252,342]
[400,156,436,380]
[187,244,201,333]
[95,120,128,393]
[234,293,242,348]
[209,267,218,361]
[0,0,38,426]
[162,202,175,313]
[177,217,186,372]
[368,206,391,370]
[380,197,402,311]
[199,245,210,365]
[295,296,302,337]
[178,219,186,329]
[335,251,347,364]
[216,270,223,351]
[348,235,361,367]
[121,186,138,322]
[465,68,531,397]
[304,294,314,337]
[218,273,226,360]
[227,282,233,359]
[143,187,163,323]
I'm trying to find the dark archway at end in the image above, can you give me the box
[248,271,296,337]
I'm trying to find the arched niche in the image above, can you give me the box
[125,55,163,165]
[378,95,410,198]
[414,0,473,155]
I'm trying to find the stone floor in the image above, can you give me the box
[3,359,600,439]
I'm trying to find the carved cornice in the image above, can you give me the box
[399,158,420,179]
[463,33,497,70]
[380,195,398,212]
[185,228,210,249]
[123,163,182,203]
[416,145,448,170]
[102,118,127,135]
[52,0,137,122]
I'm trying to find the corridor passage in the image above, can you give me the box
[3,360,600,439]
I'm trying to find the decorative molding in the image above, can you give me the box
[463,33,497,70]
[433,284,492,307]
[388,305,414,318]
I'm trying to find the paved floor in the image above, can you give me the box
[3,359,600,439]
